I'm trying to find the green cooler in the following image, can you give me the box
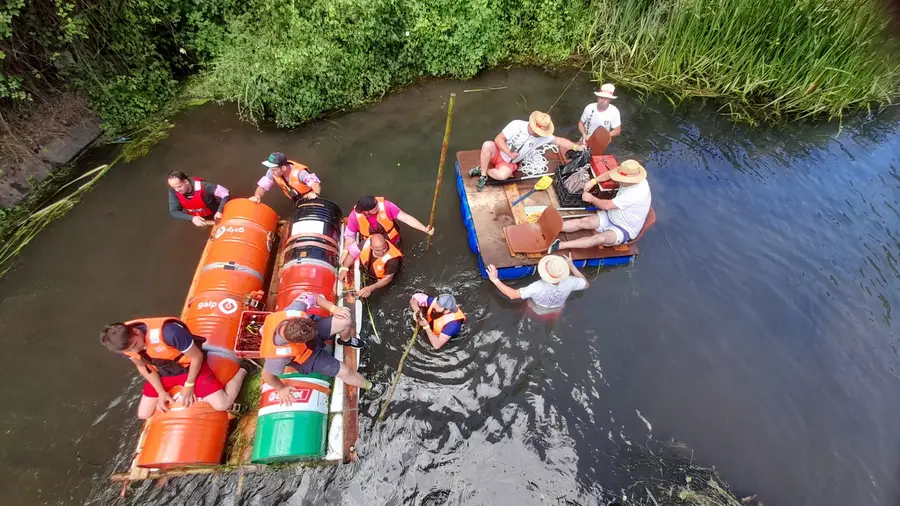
[251,373,332,463]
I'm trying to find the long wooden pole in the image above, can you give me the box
[425,92,456,252]
[377,325,420,422]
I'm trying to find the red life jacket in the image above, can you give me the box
[123,317,205,376]
[426,299,466,335]
[175,177,216,217]
[354,197,399,242]
[359,238,403,279]
[259,310,314,366]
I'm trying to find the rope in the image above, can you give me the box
[377,325,420,422]
[518,144,559,176]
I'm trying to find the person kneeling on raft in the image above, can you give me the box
[469,110,582,191]
[340,233,402,298]
[249,152,322,204]
[100,319,250,419]
[547,160,651,254]
[408,293,467,350]
[487,254,588,317]
[260,293,374,406]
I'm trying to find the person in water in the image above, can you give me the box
[339,233,402,298]
[260,293,372,406]
[344,195,433,246]
[578,83,622,142]
[408,293,466,350]
[487,254,588,317]
[167,170,230,227]
[100,318,249,419]
[548,159,651,253]
[469,110,582,190]
[249,152,322,203]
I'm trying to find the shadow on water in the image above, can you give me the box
[0,68,897,506]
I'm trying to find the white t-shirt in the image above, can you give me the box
[596,179,651,239]
[519,277,588,309]
[500,120,554,163]
[580,103,621,138]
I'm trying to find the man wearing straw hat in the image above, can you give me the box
[578,83,622,142]
[548,159,651,252]
[469,110,582,191]
[486,253,588,317]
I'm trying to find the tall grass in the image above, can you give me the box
[587,0,900,122]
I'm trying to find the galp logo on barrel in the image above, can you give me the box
[218,298,239,315]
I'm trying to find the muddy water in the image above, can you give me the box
[0,68,897,506]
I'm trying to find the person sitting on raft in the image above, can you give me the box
[487,254,588,317]
[344,195,433,246]
[578,83,622,143]
[249,152,321,204]
[339,233,402,298]
[261,294,373,406]
[548,160,650,253]
[100,318,250,419]
[167,170,230,227]
[408,293,466,350]
[469,110,582,191]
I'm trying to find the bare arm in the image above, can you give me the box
[577,120,587,139]
[132,358,168,396]
[583,192,618,210]
[486,265,521,300]
[494,132,515,158]
[368,273,394,291]
[553,136,582,152]
[262,370,287,391]
[179,345,204,405]
[396,211,431,234]
[308,181,321,196]
[252,185,267,200]
[609,126,621,137]
[564,254,589,288]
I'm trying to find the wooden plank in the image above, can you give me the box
[342,346,359,462]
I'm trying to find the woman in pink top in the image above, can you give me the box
[344,195,434,245]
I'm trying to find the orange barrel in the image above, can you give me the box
[136,394,231,469]
[274,199,343,313]
[137,198,278,469]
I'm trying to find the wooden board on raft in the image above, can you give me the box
[457,150,638,269]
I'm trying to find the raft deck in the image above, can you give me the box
[455,150,638,279]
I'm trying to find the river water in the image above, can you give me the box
[0,68,897,506]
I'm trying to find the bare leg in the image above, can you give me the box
[203,368,248,411]
[137,395,158,420]
[478,141,496,175]
[486,165,514,181]
[559,230,618,250]
[330,313,355,339]
[561,215,600,233]
[337,361,369,389]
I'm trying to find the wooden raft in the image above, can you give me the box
[457,150,638,269]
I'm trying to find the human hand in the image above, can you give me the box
[486,264,499,282]
[338,269,348,282]
[157,393,175,413]
[191,216,208,227]
[214,212,223,221]
[564,253,575,266]
[581,191,594,204]
[249,195,261,203]
[416,313,428,328]
[357,286,374,298]
[304,192,318,200]
[332,306,352,319]
[277,386,294,406]
[179,386,197,407]
[424,225,434,236]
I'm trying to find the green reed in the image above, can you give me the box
[587,0,900,122]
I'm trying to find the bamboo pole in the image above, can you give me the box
[377,325,420,422]
[424,92,456,252]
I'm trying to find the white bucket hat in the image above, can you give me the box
[537,255,569,284]
[594,83,617,99]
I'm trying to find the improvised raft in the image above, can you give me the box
[456,129,656,279]
[112,198,361,486]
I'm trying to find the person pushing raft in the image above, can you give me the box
[344,195,433,245]
[167,170,230,227]
[340,233,402,298]
[250,152,322,204]
[408,293,466,350]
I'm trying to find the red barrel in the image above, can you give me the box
[136,199,278,469]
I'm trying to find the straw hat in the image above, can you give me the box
[537,255,569,284]
[528,111,555,137]
[609,159,647,184]
[593,83,617,99]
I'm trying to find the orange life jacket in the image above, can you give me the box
[259,310,314,365]
[359,238,403,279]
[274,161,314,201]
[355,197,399,241]
[426,299,466,335]
[123,318,203,376]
